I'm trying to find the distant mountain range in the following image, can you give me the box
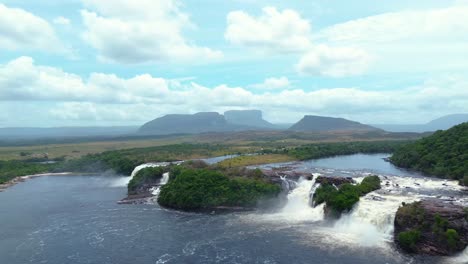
[289,115,380,132]
[2,112,466,140]
[373,114,468,132]
[139,111,381,135]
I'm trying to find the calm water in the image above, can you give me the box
[0,154,466,264]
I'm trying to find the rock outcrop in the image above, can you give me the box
[315,176,355,186]
[394,199,468,255]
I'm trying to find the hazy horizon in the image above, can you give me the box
[1,0,468,127]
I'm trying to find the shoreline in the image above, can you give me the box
[0,172,75,191]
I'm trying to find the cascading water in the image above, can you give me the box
[241,162,467,262]
[257,174,324,222]
[151,172,170,196]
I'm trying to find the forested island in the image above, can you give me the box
[391,122,468,185]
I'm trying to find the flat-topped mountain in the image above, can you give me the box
[224,110,275,128]
[139,110,280,135]
[139,112,229,135]
[289,115,380,132]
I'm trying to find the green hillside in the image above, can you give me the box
[391,123,468,185]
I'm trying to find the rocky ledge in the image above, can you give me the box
[315,176,355,186]
[394,199,468,255]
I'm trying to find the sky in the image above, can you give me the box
[1,0,468,127]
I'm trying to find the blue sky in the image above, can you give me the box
[1,0,467,127]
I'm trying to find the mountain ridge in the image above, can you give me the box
[289,115,380,132]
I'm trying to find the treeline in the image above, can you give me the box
[391,123,468,185]
[277,140,411,160]
[59,143,233,175]
[0,160,55,184]
[1,143,235,184]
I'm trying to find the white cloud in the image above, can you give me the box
[0,4,65,52]
[318,5,468,44]
[251,77,291,90]
[80,0,222,64]
[1,57,467,125]
[225,6,312,53]
[53,16,71,25]
[296,45,372,77]
[314,4,468,74]
[0,56,170,103]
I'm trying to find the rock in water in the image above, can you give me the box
[394,199,468,255]
[315,176,355,187]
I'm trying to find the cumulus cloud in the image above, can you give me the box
[318,5,468,44]
[314,3,468,74]
[225,6,312,53]
[1,57,467,125]
[80,0,222,64]
[296,45,372,77]
[0,4,66,52]
[250,77,291,90]
[0,56,169,103]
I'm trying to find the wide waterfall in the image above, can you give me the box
[240,161,467,263]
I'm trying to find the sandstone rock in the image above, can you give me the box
[394,199,468,255]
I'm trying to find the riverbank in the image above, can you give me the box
[0,172,75,191]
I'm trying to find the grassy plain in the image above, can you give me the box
[0,130,423,161]
[217,154,294,168]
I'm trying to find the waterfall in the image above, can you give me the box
[333,193,417,246]
[266,174,324,222]
[160,172,170,185]
[280,176,298,192]
[448,246,468,264]
[151,172,170,196]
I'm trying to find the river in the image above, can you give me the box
[0,154,466,264]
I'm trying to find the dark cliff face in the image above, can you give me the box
[139,112,229,135]
[289,115,380,132]
[224,110,275,128]
[394,200,468,256]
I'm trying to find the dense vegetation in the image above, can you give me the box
[1,139,414,187]
[0,160,55,184]
[158,168,281,210]
[59,143,234,175]
[313,175,381,217]
[391,122,468,185]
[128,167,165,195]
[284,140,410,160]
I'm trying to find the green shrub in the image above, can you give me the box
[398,229,421,252]
[358,175,381,194]
[445,229,459,250]
[432,214,449,234]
